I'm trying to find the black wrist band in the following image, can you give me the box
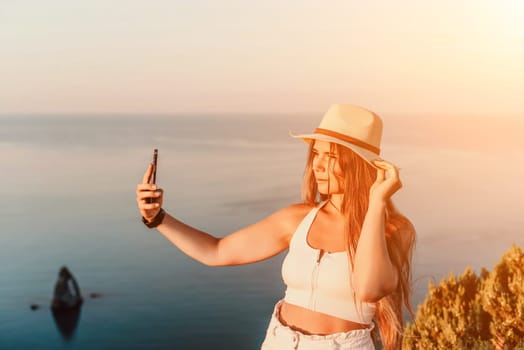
[142,208,166,229]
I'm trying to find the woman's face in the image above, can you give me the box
[312,140,344,195]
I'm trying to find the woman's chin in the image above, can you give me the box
[317,189,343,196]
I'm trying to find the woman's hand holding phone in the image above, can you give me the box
[137,157,163,223]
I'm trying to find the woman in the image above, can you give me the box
[136,104,416,349]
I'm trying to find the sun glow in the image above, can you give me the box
[1,1,523,116]
[491,1,524,39]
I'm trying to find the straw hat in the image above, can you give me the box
[290,104,384,166]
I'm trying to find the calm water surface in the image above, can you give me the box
[1,114,523,349]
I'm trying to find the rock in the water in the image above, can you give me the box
[89,292,102,299]
[51,266,83,341]
[51,266,83,310]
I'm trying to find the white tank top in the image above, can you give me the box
[281,202,376,324]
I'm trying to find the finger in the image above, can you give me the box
[375,167,386,182]
[137,190,162,201]
[138,202,161,210]
[387,164,400,181]
[136,183,157,193]
[373,160,400,180]
[137,193,153,202]
[142,163,153,184]
[141,199,164,207]
[372,159,394,169]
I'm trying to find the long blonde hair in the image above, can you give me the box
[302,142,416,350]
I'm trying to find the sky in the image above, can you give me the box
[1,0,523,116]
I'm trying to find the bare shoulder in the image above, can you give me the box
[268,202,314,239]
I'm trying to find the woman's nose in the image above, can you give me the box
[313,155,326,171]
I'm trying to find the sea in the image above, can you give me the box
[1,113,523,349]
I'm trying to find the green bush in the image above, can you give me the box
[403,245,524,350]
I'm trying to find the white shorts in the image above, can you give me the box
[261,301,375,350]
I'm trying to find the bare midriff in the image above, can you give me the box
[279,301,369,335]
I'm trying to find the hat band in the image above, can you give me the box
[314,128,380,154]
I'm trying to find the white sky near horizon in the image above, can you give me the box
[1,0,523,116]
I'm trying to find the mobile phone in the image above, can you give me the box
[148,149,158,203]
[151,149,158,184]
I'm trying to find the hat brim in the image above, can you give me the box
[290,131,383,168]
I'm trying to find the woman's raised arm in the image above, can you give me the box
[137,164,302,266]
[352,160,402,302]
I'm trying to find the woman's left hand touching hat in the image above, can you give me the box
[369,159,402,203]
